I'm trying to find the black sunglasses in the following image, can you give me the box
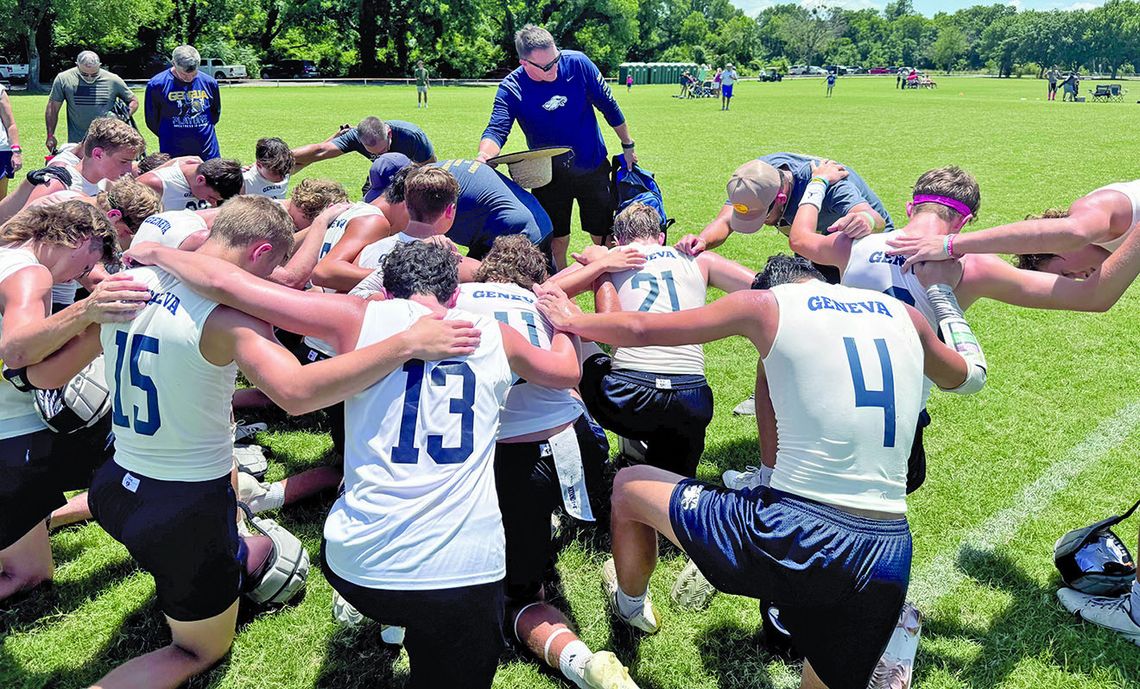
[523,52,561,73]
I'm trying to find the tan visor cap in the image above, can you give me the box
[727,160,780,234]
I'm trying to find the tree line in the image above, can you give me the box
[2,0,1139,89]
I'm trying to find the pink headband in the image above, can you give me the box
[912,194,972,217]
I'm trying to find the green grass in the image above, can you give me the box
[3,76,1140,688]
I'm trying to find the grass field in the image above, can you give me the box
[2,75,1140,689]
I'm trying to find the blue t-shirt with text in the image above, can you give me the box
[144,70,221,159]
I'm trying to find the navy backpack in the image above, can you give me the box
[611,155,675,235]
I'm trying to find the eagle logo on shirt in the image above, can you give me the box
[542,95,568,111]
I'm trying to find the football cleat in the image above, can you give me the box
[722,465,769,492]
[868,602,923,689]
[583,650,640,689]
[235,419,268,443]
[602,558,659,634]
[670,558,718,610]
[732,394,756,416]
[1057,587,1140,646]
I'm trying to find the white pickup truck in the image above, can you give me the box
[201,58,247,80]
[0,57,29,84]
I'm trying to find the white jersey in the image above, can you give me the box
[47,143,81,167]
[152,164,207,212]
[764,281,924,514]
[62,164,104,196]
[304,203,387,357]
[133,211,208,250]
[101,267,237,481]
[843,233,937,404]
[457,282,582,438]
[0,248,48,438]
[1094,180,1140,252]
[51,282,80,306]
[323,300,513,590]
[346,232,419,298]
[242,165,288,199]
[610,243,707,376]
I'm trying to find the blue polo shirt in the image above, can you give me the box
[761,152,892,232]
[481,51,625,175]
[435,158,552,251]
[333,120,434,163]
[144,69,221,159]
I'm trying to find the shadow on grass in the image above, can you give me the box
[917,547,1140,687]
[695,621,783,689]
[0,554,137,636]
[314,624,404,689]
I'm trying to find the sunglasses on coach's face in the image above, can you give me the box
[522,52,561,73]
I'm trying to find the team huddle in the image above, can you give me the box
[5,33,1140,689]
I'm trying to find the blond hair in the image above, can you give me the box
[913,166,981,222]
[210,196,295,257]
[290,178,348,220]
[83,117,145,157]
[1,201,117,262]
[98,177,161,232]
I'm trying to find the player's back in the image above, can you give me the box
[764,280,924,515]
[610,243,707,375]
[242,165,288,199]
[133,210,207,249]
[100,267,237,482]
[318,202,384,265]
[844,232,938,326]
[457,282,581,439]
[324,299,514,590]
[151,164,202,212]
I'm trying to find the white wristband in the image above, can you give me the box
[799,181,827,210]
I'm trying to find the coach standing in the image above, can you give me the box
[144,45,221,159]
[46,51,137,151]
[476,24,637,270]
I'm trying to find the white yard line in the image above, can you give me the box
[908,399,1140,608]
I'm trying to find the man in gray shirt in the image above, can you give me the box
[46,51,137,151]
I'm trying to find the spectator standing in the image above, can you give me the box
[679,70,690,98]
[415,60,430,109]
[1046,67,1060,101]
[476,24,638,270]
[627,74,633,92]
[1062,73,1076,102]
[46,51,137,152]
[897,66,905,89]
[720,64,738,111]
[144,45,221,160]
[826,71,837,98]
[714,67,723,97]
[0,84,20,201]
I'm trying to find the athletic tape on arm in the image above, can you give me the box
[926,284,986,394]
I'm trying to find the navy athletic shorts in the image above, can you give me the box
[89,460,241,622]
[669,481,911,689]
[0,418,114,549]
[494,414,607,601]
[0,151,15,179]
[580,353,713,477]
[531,160,614,238]
[321,544,506,689]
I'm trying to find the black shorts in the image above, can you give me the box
[906,408,931,494]
[0,418,114,549]
[494,414,607,601]
[580,353,713,477]
[88,460,241,622]
[671,482,911,689]
[321,546,505,689]
[531,160,614,238]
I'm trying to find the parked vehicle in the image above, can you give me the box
[789,64,809,75]
[0,57,29,84]
[868,66,894,75]
[260,60,320,79]
[758,69,783,82]
[824,65,848,75]
[846,65,865,74]
[201,58,247,80]
[807,66,828,75]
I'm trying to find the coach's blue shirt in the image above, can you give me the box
[144,70,221,159]
[434,158,552,249]
[760,152,892,232]
[481,51,625,175]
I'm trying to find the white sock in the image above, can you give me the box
[615,586,647,619]
[558,640,592,688]
[1129,580,1140,624]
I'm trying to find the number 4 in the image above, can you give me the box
[843,337,896,447]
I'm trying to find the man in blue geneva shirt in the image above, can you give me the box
[144,45,221,160]
[476,24,638,269]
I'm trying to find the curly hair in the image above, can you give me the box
[290,178,349,220]
[99,177,161,233]
[751,254,825,290]
[1016,208,1070,271]
[381,241,459,302]
[474,234,549,288]
[1,200,117,263]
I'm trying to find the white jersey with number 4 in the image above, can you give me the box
[610,243,707,375]
[133,211,208,249]
[101,267,237,482]
[457,282,581,439]
[0,248,49,438]
[764,281,924,515]
[242,165,288,199]
[152,164,207,212]
[324,300,513,590]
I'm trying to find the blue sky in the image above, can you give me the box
[732,0,1104,16]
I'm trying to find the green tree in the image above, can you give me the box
[930,24,967,73]
[680,10,710,47]
[1087,0,1140,78]
[714,14,760,66]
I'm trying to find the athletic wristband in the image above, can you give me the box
[926,284,987,394]
[622,141,636,150]
[809,176,830,189]
[799,180,827,210]
[3,365,37,392]
[9,145,20,153]
[859,210,876,230]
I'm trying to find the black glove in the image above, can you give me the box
[26,165,73,187]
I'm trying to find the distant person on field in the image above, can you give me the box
[627,74,633,92]
[1046,67,1060,101]
[144,45,222,159]
[826,71,836,98]
[0,82,21,202]
[47,51,137,152]
[714,67,723,97]
[897,67,905,89]
[415,60,430,109]
[679,70,690,98]
[720,64,738,111]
